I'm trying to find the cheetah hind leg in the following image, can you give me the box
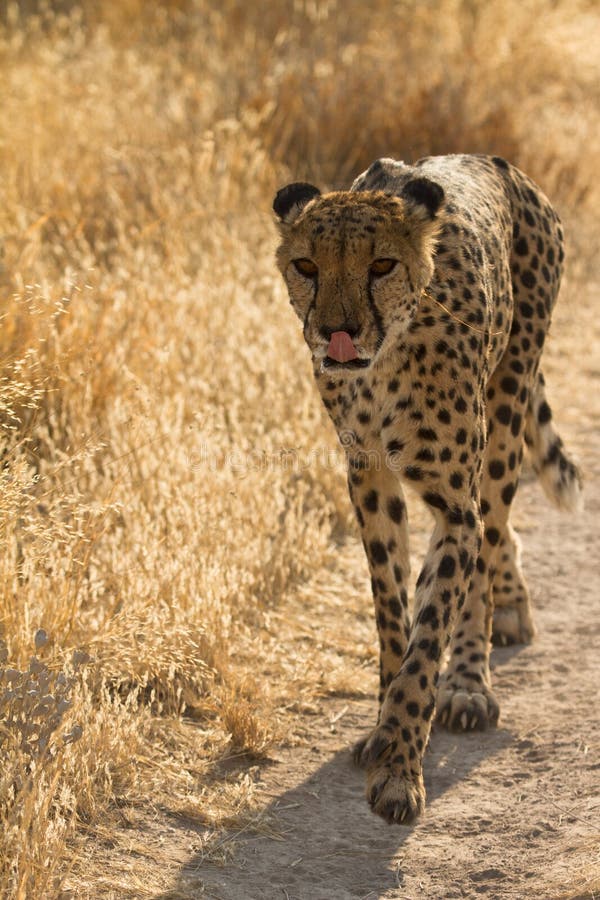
[491,523,536,646]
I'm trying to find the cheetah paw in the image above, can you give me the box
[357,724,425,824]
[436,684,499,731]
[366,760,425,825]
[491,604,536,646]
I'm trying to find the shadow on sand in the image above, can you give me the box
[153,649,524,900]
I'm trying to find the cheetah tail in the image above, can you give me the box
[524,370,583,512]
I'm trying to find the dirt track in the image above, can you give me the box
[142,446,599,900]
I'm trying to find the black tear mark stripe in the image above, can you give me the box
[367,282,385,345]
[303,296,316,340]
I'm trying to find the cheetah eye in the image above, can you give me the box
[370,258,397,277]
[292,258,318,278]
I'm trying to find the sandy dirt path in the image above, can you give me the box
[143,448,599,900]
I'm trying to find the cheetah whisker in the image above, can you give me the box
[422,290,503,338]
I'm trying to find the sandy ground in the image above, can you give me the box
[83,454,599,900]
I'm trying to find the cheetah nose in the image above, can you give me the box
[320,323,359,340]
[327,330,359,363]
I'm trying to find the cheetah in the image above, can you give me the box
[273,154,582,825]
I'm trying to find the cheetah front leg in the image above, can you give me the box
[346,457,412,762]
[360,501,481,823]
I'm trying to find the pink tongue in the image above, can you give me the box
[327,331,358,363]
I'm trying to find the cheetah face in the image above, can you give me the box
[273,179,444,373]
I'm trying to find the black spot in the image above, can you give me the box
[417,604,439,629]
[500,376,518,396]
[388,440,405,458]
[496,404,512,426]
[369,540,388,565]
[488,459,505,480]
[428,639,440,661]
[464,508,477,528]
[519,301,534,318]
[389,597,402,617]
[364,490,379,513]
[438,555,456,578]
[406,701,420,717]
[515,237,529,256]
[388,497,405,523]
[454,396,467,414]
[538,401,552,424]
[418,427,438,441]
[521,269,536,289]
[456,428,467,444]
[449,472,463,489]
[423,492,448,513]
[485,527,500,546]
[390,637,404,656]
[501,483,515,505]
[416,446,436,464]
[448,507,463,525]
[405,466,423,481]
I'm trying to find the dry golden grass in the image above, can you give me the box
[0,0,599,896]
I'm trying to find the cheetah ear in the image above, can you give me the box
[401,177,445,220]
[273,182,321,225]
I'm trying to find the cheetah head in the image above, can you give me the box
[273,178,444,372]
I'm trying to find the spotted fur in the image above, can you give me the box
[273,154,582,825]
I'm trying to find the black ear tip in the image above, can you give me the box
[401,177,445,218]
[273,182,321,221]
